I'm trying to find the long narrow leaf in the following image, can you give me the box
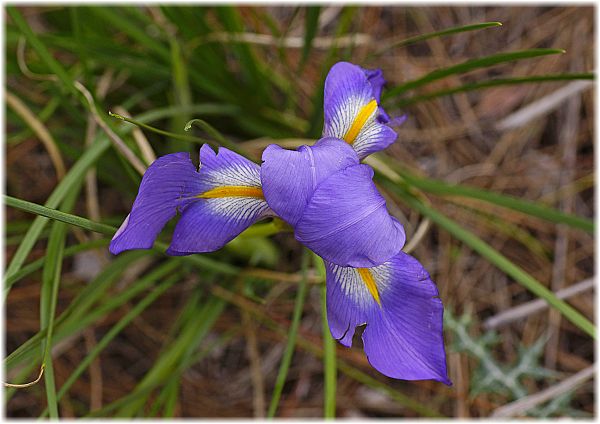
[39,189,78,418]
[319,257,336,418]
[3,137,110,281]
[395,73,595,107]
[374,164,593,233]
[384,48,565,99]
[5,195,115,236]
[267,249,310,418]
[370,21,502,58]
[39,273,181,418]
[300,6,321,68]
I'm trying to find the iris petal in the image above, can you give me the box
[260,137,359,226]
[325,252,451,384]
[295,164,405,267]
[109,153,201,255]
[323,61,398,160]
[110,146,272,256]
[167,145,271,255]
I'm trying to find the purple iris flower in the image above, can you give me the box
[262,62,450,384]
[109,61,450,385]
[261,139,450,385]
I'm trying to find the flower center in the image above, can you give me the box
[197,186,264,199]
[357,267,381,306]
[344,99,378,144]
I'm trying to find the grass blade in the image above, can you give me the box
[384,48,566,99]
[213,284,444,418]
[4,239,108,294]
[370,21,502,58]
[115,294,225,417]
[383,182,596,339]
[5,195,115,236]
[4,251,149,369]
[38,272,181,418]
[300,6,321,69]
[318,257,336,418]
[39,189,78,418]
[395,73,595,107]
[373,162,593,233]
[40,222,64,419]
[3,136,109,282]
[267,249,310,418]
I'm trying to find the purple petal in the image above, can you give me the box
[109,153,200,255]
[167,145,271,255]
[166,197,270,255]
[362,68,391,124]
[362,67,386,104]
[295,164,405,267]
[325,252,451,384]
[260,137,359,226]
[323,61,397,159]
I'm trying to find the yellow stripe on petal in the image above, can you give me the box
[343,99,378,145]
[197,186,264,199]
[357,267,381,306]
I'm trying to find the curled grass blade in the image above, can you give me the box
[184,118,247,154]
[383,182,595,339]
[384,48,566,99]
[109,112,207,145]
[267,249,310,418]
[7,7,79,98]
[395,73,595,107]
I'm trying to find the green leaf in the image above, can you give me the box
[115,293,225,417]
[383,182,596,339]
[318,256,336,418]
[395,73,595,107]
[3,135,110,284]
[384,48,566,99]
[300,6,321,69]
[5,195,116,236]
[90,7,170,61]
[5,238,108,298]
[39,189,78,419]
[39,272,181,418]
[370,21,502,58]
[267,249,309,418]
[4,251,150,370]
[376,164,593,233]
